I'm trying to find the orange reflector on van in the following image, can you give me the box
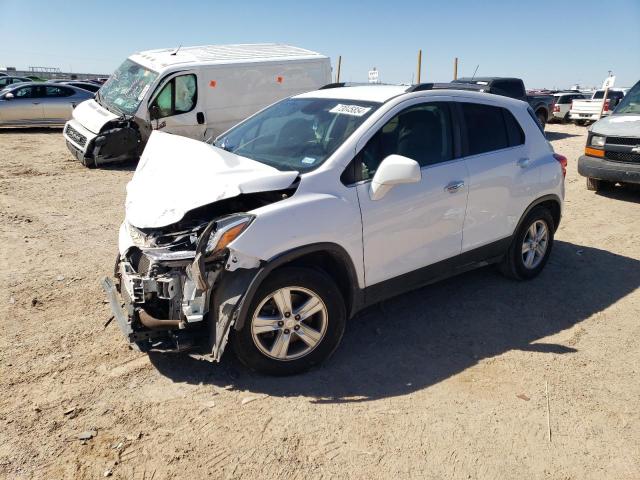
[276,76,283,83]
[209,80,217,88]
[585,147,604,158]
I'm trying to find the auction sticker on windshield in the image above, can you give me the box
[329,104,372,117]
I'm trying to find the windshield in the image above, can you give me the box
[98,59,158,115]
[613,82,640,114]
[214,98,380,172]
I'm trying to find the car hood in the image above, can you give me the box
[126,131,299,229]
[591,114,640,137]
[72,98,119,134]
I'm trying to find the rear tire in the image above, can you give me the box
[500,207,555,280]
[536,111,547,130]
[232,267,346,375]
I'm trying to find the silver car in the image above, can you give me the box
[0,82,93,127]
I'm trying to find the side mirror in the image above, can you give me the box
[149,105,160,120]
[369,154,421,200]
[4,92,14,100]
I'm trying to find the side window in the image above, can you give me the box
[152,74,197,118]
[15,86,33,98]
[492,80,522,99]
[45,86,74,97]
[503,109,525,147]
[461,103,509,155]
[354,102,453,181]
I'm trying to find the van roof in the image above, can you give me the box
[130,43,327,71]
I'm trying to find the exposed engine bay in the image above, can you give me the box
[106,188,295,358]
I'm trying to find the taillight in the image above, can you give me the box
[553,104,560,112]
[554,153,567,178]
[603,99,610,112]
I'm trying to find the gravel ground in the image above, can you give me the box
[1,123,639,479]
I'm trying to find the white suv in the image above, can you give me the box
[103,84,566,375]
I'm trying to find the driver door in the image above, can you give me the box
[149,72,205,139]
[353,99,469,289]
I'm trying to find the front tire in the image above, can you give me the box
[232,267,346,375]
[500,207,555,280]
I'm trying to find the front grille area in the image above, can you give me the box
[65,124,87,147]
[606,136,640,146]
[605,151,640,163]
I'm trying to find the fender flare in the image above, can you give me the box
[232,242,361,332]
[513,194,562,236]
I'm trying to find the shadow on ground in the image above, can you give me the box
[149,241,640,403]
[546,130,582,141]
[595,184,640,204]
[0,127,63,134]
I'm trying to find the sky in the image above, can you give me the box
[1,0,638,89]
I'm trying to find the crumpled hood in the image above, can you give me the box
[591,114,640,137]
[126,131,298,228]
[72,98,119,134]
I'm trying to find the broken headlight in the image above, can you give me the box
[205,214,254,256]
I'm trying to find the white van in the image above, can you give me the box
[63,43,331,167]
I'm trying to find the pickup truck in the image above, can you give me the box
[449,77,555,128]
[569,89,627,125]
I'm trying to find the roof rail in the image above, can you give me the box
[406,82,487,93]
[319,82,346,90]
[405,83,435,92]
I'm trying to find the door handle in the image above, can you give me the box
[517,157,531,168]
[445,181,465,193]
[196,112,205,124]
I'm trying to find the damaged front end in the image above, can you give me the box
[102,213,259,360]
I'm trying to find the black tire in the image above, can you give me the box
[562,112,571,124]
[575,120,586,126]
[586,177,615,191]
[500,206,555,280]
[536,111,547,130]
[81,155,96,169]
[232,267,346,375]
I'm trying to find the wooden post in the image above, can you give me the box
[453,57,458,80]
[336,56,342,83]
[597,86,610,120]
[417,50,422,84]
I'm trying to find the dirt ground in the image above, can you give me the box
[1,123,639,480]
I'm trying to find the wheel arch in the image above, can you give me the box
[515,194,562,234]
[233,242,361,331]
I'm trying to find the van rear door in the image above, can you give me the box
[148,71,206,140]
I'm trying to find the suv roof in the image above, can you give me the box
[294,84,531,111]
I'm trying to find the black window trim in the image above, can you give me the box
[457,101,526,158]
[148,71,198,118]
[342,99,463,186]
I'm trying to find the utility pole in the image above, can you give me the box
[416,50,422,84]
[336,56,342,83]
[453,57,458,80]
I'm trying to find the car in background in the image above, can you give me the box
[0,76,32,89]
[578,80,640,191]
[0,72,8,77]
[551,92,588,123]
[450,77,555,128]
[0,82,93,128]
[569,89,627,125]
[59,81,101,93]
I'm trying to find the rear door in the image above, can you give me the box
[0,85,44,125]
[43,85,78,123]
[148,72,205,139]
[459,101,537,252]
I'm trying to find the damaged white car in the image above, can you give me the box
[104,84,565,375]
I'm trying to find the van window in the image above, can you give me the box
[461,103,509,155]
[355,102,453,181]
[151,74,197,118]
